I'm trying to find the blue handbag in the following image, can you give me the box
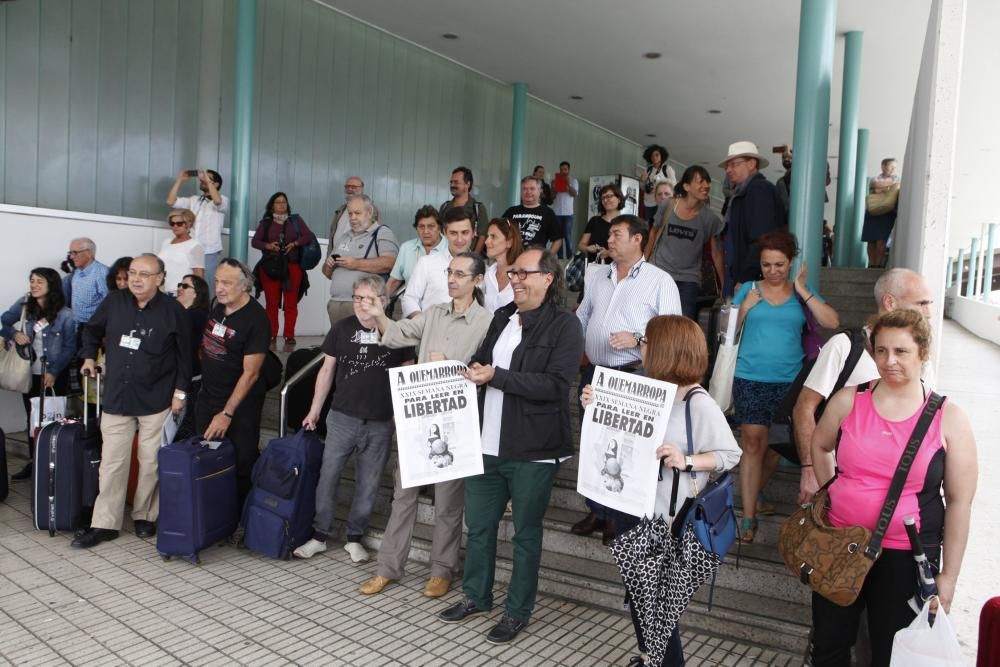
[666,388,740,607]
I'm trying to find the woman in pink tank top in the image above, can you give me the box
[807,309,978,667]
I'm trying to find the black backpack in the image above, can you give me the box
[769,328,867,463]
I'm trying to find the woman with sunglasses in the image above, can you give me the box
[172,274,210,442]
[482,218,524,313]
[157,209,205,296]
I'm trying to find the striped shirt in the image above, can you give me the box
[576,258,682,367]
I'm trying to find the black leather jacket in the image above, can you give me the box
[471,301,584,462]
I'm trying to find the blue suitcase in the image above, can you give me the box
[242,429,324,559]
[157,436,238,564]
[31,367,102,535]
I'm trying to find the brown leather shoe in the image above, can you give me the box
[570,512,605,536]
[358,575,394,595]
[423,576,451,598]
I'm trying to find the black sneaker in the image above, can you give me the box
[70,528,120,549]
[485,614,527,644]
[134,520,156,538]
[10,463,32,481]
[439,597,489,623]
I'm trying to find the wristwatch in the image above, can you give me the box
[684,455,694,472]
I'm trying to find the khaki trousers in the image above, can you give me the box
[326,299,355,329]
[376,463,465,580]
[90,408,170,530]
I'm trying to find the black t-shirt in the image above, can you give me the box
[583,216,612,256]
[502,204,560,247]
[200,299,271,403]
[321,315,415,421]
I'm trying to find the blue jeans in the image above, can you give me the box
[675,280,700,320]
[556,215,574,258]
[203,252,221,293]
[312,410,394,539]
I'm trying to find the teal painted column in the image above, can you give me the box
[966,238,979,297]
[945,257,953,288]
[834,31,863,265]
[849,129,870,267]
[983,223,998,301]
[506,82,528,207]
[228,0,257,261]
[788,0,837,287]
[955,248,965,293]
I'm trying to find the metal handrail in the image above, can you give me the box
[278,351,324,437]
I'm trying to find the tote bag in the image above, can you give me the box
[0,305,31,394]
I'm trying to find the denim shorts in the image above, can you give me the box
[732,377,792,425]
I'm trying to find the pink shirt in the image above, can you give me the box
[828,389,946,550]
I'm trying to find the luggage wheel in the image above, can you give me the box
[161,555,172,562]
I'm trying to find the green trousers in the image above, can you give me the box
[462,454,558,623]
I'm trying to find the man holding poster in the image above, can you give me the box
[357,252,492,599]
[438,248,584,645]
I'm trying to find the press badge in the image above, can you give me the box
[119,332,141,350]
[356,330,380,345]
[212,322,229,338]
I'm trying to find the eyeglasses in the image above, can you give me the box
[68,249,90,256]
[177,283,193,291]
[344,184,363,191]
[127,270,161,279]
[726,158,748,169]
[505,268,549,280]
[351,295,376,304]
[168,219,187,227]
[445,269,472,279]
[600,194,618,200]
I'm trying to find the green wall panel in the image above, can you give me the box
[1,0,640,244]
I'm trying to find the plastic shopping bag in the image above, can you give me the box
[889,600,965,667]
[30,390,67,431]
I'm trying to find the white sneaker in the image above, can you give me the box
[343,541,369,563]
[293,539,328,559]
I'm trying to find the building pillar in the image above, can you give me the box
[228,0,257,261]
[789,0,837,287]
[506,82,528,208]
[849,129,870,267]
[966,238,979,297]
[983,223,998,301]
[955,248,965,293]
[945,256,954,288]
[834,31,864,266]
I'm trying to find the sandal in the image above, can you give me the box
[739,517,758,544]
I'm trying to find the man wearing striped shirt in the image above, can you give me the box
[571,214,682,543]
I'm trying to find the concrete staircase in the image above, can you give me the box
[819,267,882,330]
[259,345,812,655]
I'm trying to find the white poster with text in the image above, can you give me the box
[389,360,484,489]
[577,367,677,518]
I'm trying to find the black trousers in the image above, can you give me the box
[195,389,265,509]
[811,547,938,667]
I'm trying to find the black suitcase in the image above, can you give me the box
[282,347,330,437]
[31,363,102,535]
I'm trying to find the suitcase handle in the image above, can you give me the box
[278,351,324,438]
[81,366,103,428]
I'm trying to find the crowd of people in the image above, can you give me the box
[0,138,977,667]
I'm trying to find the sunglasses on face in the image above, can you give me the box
[168,219,187,227]
[177,283,193,291]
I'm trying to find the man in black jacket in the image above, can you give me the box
[438,248,584,644]
[719,141,784,298]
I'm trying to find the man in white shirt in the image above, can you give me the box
[792,268,936,503]
[572,214,682,543]
[552,161,578,259]
[401,208,475,318]
[167,168,228,289]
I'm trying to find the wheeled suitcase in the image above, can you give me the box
[157,436,238,564]
[31,364,102,535]
[242,429,324,559]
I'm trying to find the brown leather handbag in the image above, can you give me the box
[777,391,944,607]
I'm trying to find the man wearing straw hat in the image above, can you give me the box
[718,141,785,298]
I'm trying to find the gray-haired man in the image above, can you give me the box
[322,195,399,327]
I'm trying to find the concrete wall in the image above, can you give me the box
[948,294,1000,346]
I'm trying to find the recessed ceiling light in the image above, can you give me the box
[570,95,583,100]
[700,161,710,165]
[707,109,722,114]
[441,33,459,40]
[643,52,662,59]
[645,133,656,138]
